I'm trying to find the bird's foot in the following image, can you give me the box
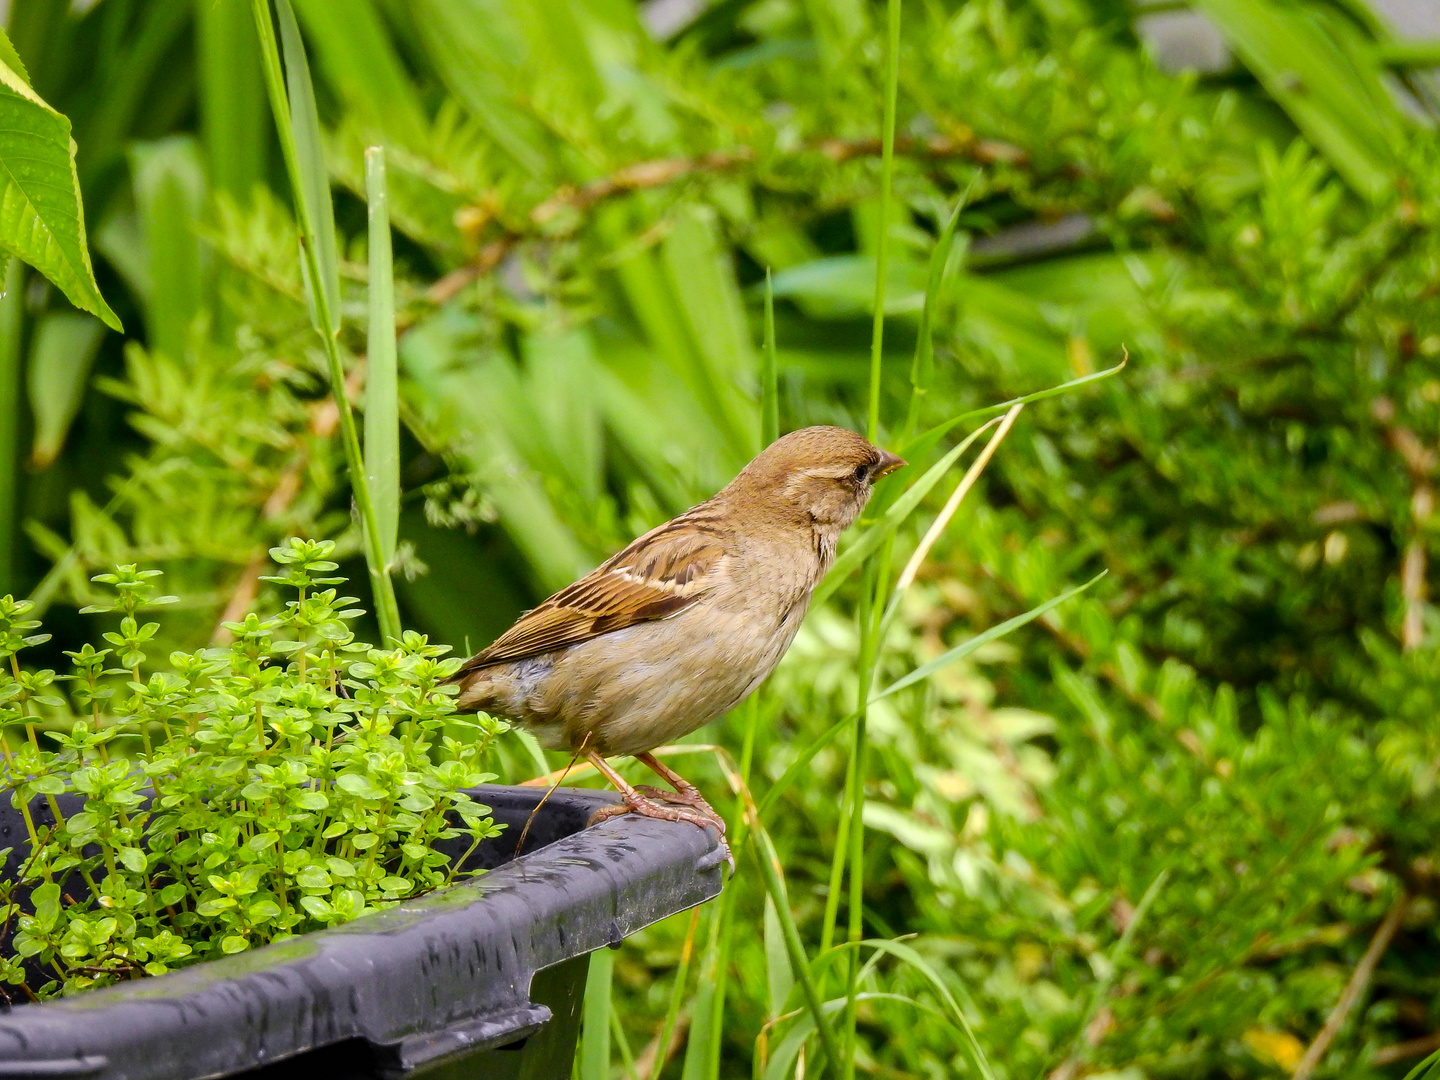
[634,784,727,834]
[588,790,733,873]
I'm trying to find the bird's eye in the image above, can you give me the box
[851,463,870,483]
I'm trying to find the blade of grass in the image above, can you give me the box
[275,0,339,336]
[761,267,779,448]
[364,145,399,567]
[581,947,613,1080]
[0,260,22,595]
[901,185,973,444]
[873,572,1108,701]
[847,13,901,1063]
[753,821,843,1076]
[898,358,1126,468]
[680,904,720,1080]
[864,0,900,444]
[251,0,401,643]
[850,938,997,1080]
[646,907,700,1080]
[764,894,794,1021]
[1053,870,1168,1076]
[611,1000,640,1080]
[757,710,856,817]
[1404,1048,1440,1080]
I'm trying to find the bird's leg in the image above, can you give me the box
[632,752,727,833]
[583,750,721,835]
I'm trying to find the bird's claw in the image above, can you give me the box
[588,790,734,875]
[634,785,727,834]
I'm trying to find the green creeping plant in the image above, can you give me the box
[0,539,505,999]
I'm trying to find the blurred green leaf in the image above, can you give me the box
[27,311,106,468]
[196,0,268,200]
[1194,0,1410,200]
[874,572,1107,701]
[128,137,208,362]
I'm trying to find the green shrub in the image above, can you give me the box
[0,538,502,999]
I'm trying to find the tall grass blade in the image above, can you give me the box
[581,948,614,1080]
[365,146,399,566]
[1404,1049,1440,1080]
[761,267,779,448]
[899,359,1127,467]
[851,938,997,1080]
[764,895,794,1019]
[873,572,1108,701]
[274,0,339,336]
[647,907,700,1080]
[0,260,21,594]
[864,0,900,444]
[680,908,721,1080]
[251,0,402,642]
[752,822,843,1075]
[902,187,971,443]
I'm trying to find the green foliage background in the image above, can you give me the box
[1,0,1439,1076]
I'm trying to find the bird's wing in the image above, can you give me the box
[458,512,728,671]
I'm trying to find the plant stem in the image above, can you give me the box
[752,821,843,1076]
[865,0,901,445]
[364,146,401,580]
[848,0,901,1071]
[249,0,402,645]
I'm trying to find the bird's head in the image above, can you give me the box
[728,426,906,533]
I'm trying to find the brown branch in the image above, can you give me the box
[1374,1032,1440,1067]
[1292,894,1411,1080]
[211,362,367,644]
[422,132,1027,310]
[1372,399,1436,652]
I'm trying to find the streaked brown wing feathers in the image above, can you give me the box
[458,514,726,671]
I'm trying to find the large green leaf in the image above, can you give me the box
[1193,0,1411,201]
[0,59,120,330]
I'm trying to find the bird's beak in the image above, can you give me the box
[875,449,907,478]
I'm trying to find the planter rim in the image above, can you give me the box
[0,784,725,1079]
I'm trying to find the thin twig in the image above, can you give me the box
[1375,1032,1440,1067]
[1292,894,1411,1080]
[423,132,1026,309]
[211,363,366,644]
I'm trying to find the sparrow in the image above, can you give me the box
[450,426,905,859]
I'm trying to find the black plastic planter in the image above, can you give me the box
[0,785,726,1079]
